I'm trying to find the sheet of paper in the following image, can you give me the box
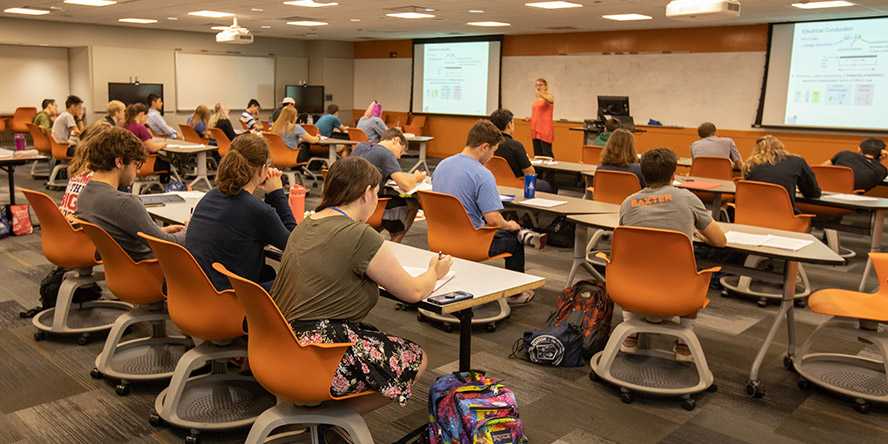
[827,193,880,202]
[386,180,432,195]
[725,231,771,246]
[402,266,456,292]
[520,198,568,208]
[500,194,516,202]
[761,235,813,251]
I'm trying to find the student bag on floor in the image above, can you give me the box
[428,371,528,444]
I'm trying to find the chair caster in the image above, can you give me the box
[620,388,633,404]
[486,323,497,332]
[148,411,163,427]
[706,384,718,393]
[416,313,425,323]
[77,333,90,346]
[794,299,807,308]
[186,430,200,444]
[720,290,731,298]
[797,378,810,390]
[681,396,696,411]
[90,368,103,379]
[783,354,795,372]
[854,399,870,414]
[746,379,765,399]
[34,330,47,341]
[115,383,130,396]
[756,298,768,308]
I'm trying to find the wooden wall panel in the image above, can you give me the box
[353,40,412,59]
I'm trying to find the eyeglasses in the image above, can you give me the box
[134,160,144,169]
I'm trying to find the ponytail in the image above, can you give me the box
[215,133,270,196]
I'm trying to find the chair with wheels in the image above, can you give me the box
[141,234,275,443]
[46,137,71,189]
[590,226,718,410]
[797,165,859,259]
[367,197,391,232]
[486,156,524,188]
[262,132,317,189]
[22,189,131,344]
[415,191,511,331]
[10,107,37,135]
[77,220,191,395]
[794,252,888,414]
[582,145,603,165]
[213,263,375,444]
[346,128,368,143]
[403,115,426,136]
[131,155,171,195]
[690,156,734,220]
[26,123,51,178]
[208,127,232,158]
[720,180,815,307]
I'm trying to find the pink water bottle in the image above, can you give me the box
[14,133,26,151]
[289,184,306,223]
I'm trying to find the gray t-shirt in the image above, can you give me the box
[619,185,713,241]
[353,143,402,186]
[356,116,387,144]
[75,181,184,262]
[51,111,77,145]
[691,136,741,164]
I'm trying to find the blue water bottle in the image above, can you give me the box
[524,174,537,199]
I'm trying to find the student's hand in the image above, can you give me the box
[163,224,185,234]
[260,167,284,193]
[428,254,453,280]
[414,171,427,182]
[505,220,521,232]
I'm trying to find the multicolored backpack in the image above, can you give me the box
[428,371,527,444]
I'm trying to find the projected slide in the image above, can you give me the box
[422,42,490,115]
[784,19,888,129]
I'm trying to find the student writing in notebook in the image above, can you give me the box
[743,135,821,212]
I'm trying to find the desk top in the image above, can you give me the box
[315,137,359,146]
[145,191,205,224]
[498,186,620,215]
[674,176,737,194]
[0,149,47,164]
[406,135,434,142]
[531,159,595,174]
[568,213,844,266]
[161,139,215,154]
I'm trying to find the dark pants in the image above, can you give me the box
[535,178,554,193]
[260,264,277,293]
[489,230,525,273]
[532,139,553,158]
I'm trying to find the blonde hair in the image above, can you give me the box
[270,106,296,135]
[209,102,226,128]
[601,129,637,167]
[106,100,125,117]
[743,135,788,177]
[190,104,210,127]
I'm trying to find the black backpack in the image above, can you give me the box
[544,215,575,248]
[21,267,103,316]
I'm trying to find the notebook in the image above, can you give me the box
[675,180,721,191]
[140,194,186,206]
[725,231,813,251]
[520,198,568,208]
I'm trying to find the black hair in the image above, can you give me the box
[489,109,514,132]
[640,147,678,186]
[247,99,261,109]
[861,138,886,158]
[41,99,55,110]
[146,93,161,107]
[65,95,83,109]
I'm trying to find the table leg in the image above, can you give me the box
[858,209,885,292]
[747,260,799,398]
[710,192,723,221]
[188,152,212,190]
[454,308,474,372]
[329,145,337,164]
[408,142,428,173]
[567,225,588,287]
[5,165,15,206]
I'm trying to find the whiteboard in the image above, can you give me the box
[502,52,766,129]
[175,52,275,111]
[353,58,411,112]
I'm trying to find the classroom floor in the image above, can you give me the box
[2,164,888,444]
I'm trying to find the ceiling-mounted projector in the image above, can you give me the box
[666,0,741,19]
[216,17,253,44]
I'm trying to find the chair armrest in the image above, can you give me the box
[594,251,610,263]
[797,213,816,220]
[697,266,721,275]
[854,189,866,195]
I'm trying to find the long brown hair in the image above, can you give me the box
[318,157,381,212]
[743,135,788,177]
[216,133,269,196]
[190,105,210,127]
[124,103,147,125]
[69,122,113,177]
[270,106,296,135]
[601,129,637,167]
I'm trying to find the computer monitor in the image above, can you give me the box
[597,96,630,119]
[108,82,164,113]
[284,85,325,115]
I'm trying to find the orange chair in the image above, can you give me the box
[0,115,6,132]
[588,170,641,204]
[590,226,718,409]
[416,190,511,330]
[798,165,858,258]
[141,234,274,438]
[10,107,37,134]
[721,180,814,306]
[78,220,190,396]
[302,123,320,137]
[208,127,232,158]
[262,131,314,187]
[46,136,71,189]
[26,122,51,178]
[367,197,391,231]
[486,156,524,188]
[794,252,888,412]
[347,127,368,143]
[582,145,603,164]
[179,124,209,145]
[131,154,171,195]
[22,189,130,343]
[689,157,735,211]
[213,263,375,444]
[404,115,426,136]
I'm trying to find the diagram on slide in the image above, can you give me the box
[422,42,489,115]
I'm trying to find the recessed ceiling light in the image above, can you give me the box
[64,0,117,6]
[602,13,652,21]
[287,20,328,26]
[166,17,178,20]
[792,1,855,9]
[349,18,361,22]
[119,18,158,24]
[424,8,435,12]
[469,9,485,13]
[386,12,436,19]
[525,1,583,9]
[251,8,264,12]
[283,0,339,7]
[188,10,234,18]
[4,7,51,15]
[467,21,510,27]
[261,25,272,28]
[210,26,229,30]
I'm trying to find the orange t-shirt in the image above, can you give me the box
[530,99,554,143]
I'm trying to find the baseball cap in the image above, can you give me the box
[281,97,295,105]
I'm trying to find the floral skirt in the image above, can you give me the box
[289,319,424,406]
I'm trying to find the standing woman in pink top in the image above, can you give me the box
[530,78,555,158]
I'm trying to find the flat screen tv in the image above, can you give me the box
[108,83,164,113]
[284,85,325,114]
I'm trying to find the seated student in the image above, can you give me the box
[619,147,727,361]
[146,93,178,139]
[75,127,185,261]
[488,108,553,193]
[826,138,888,192]
[104,100,125,127]
[352,128,425,243]
[271,156,450,431]
[598,128,646,187]
[240,99,261,131]
[356,101,388,144]
[187,134,296,291]
[187,105,211,139]
[432,120,542,303]
[208,102,238,141]
[124,103,171,178]
[593,118,621,147]
[52,95,86,156]
[33,98,57,131]
[59,122,108,218]
[691,122,742,168]
[316,104,348,138]
[743,135,821,212]
[270,97,295,123]
[270,106,321,162]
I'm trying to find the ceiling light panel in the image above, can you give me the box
[188,10,234,18]
[283,0,339,7]
[64,0,117,6]
[525,1,584,9]
[386,12,436,19]
[467,21,511,27]
[4,7,51,15]
[791,1,855,9]
[118,18,158,24]
[602,13,653,21]
[287,20,329,26]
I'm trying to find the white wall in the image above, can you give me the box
[0,45,70,114]
[68,47,92,110]
[323,58,355,113]
[353,58,411,112]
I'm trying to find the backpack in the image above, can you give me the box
[4,204,33,236]
[164,179,187,193]
[512,279,613,367]
[544,215,575,248]
[428,371,528,444]
[37,267,103,310]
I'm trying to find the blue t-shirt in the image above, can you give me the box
[353,143,401,186]
[316,114,342,137]
[282,124,308,149]
[432,154,503,229]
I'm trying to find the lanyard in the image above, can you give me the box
[330,207,351,220]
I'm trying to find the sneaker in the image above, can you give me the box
[508,290,535,306]
[673,341,693,363]
[518,229,547,250]
[620,334,639,354]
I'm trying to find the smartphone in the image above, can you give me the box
[427,291,474,305]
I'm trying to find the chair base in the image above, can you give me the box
[719,256,811,304]
[132,179,165,195]
[155,339,275,432]
[417,299,510,332]
[824,228,856,259]
[31,269,131,340]
[45,162,68,190]
[30,159,49,179]
[246,398,373,444]
[590,316,714,405]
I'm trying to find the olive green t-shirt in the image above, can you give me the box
[271,214,384,322]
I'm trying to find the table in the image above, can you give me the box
[161,140,217,190]
[144,191,206,225]
[673,176,737,219]
[568,213,844,398]
[315,138,359,164]
[0,149,48,205]
[405,135,434,173]
[497,185,620,216]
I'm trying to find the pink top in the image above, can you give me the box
[531,99,554,143]
[125,122,153,142]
